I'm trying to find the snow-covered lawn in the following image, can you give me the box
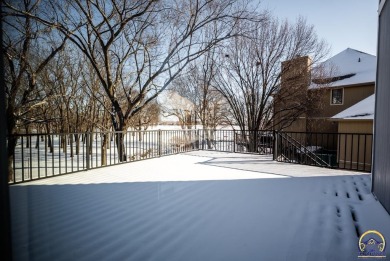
[10,151,390,260]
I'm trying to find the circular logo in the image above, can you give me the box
[359,230,386,258]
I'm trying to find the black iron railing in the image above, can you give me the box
[234,130,274,154]
[197,129,274,154]
[274,131,373,172]
[8,129,372,184]
[8,130,200,184]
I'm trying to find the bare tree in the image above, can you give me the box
[129,100,160,141]
[172,51,230,147]
[272,55,334,131]
[5,0,262,161]
[213,16,329,151]
[175,52,228,128]
[2,0,68,181]
[160,90,195,129]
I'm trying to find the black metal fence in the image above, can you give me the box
[199,129,274,154]
[8,130,200,184]
[8,129,372,184]
[274,131,373,172]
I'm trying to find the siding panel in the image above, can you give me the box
[373,0,390,214]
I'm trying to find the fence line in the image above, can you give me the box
[8,129,371,184]
[274,131,373,172]
[200,129,274,154]
[9,129,200,184]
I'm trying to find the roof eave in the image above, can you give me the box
[329,81,375,88]
[310,81,375,90]
[330,118,374,122]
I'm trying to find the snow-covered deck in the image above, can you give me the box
[10,151,390,260]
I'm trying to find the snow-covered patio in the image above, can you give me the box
[10,151,390,260]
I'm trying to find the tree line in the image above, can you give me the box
[2,0,329,181]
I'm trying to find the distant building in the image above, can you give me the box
[159,91,196,128]
[274,48,376,171]
[331,94,374,171]
[331,94,374,133]
[275,48,376,133]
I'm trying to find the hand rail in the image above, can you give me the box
[278,132,331,167]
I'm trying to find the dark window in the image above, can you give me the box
[331,89,343,104]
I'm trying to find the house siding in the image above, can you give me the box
[310,84,375,118]
[275,53,375,133]
[305,84,374,133]
[338,120,373,134]
[337,120,373,172]
[282,117,307,132]
[373,0,390,214]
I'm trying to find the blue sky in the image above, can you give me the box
[261,0,378,57]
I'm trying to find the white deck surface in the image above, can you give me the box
[10,151,390,260]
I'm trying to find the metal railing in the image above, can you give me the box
[9,129,200,184]
[197,129,274,154]
[274,131,373,172]
[8,129,372,184]
[276,132,331,167]
[234,130,274,154]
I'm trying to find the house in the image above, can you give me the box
[275,48,376,133]
[331,94,374,134]
[159,91,196,128]
[274,48,376,171]
[331,94,375,171]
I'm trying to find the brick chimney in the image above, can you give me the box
[281,56,311,89]
[274,56,311,131]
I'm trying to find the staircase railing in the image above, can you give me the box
[277,132,331,167]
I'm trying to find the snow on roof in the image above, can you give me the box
[310,48,376,89]
[332,94,375,120]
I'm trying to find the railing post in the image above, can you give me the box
[158,129,162,157]
[86,132,90,170]
[273,131,278,161]
[202,129,205,150]
[233,130,236,153]
[196,130,200,150]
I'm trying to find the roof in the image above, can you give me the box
[310,48,376,89]
[331,94,375,120]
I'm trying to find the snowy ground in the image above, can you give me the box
[10,151,390,260]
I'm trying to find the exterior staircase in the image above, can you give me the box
[277,132,331,168]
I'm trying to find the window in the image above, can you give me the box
[331,88,343,105]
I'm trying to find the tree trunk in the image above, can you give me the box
[62,135,67,153]
[75,134,80,155]
[248,131,258,153]
[45,124,53,153]
[205,129,214,149]
[88,132,93,155]
[48,135,53,153]
[101,133,108,166]
[115,131,127,162]
[35,133,39,149]
[25,126,30,148]
[70,133,74,158]
[138,119,142,141]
